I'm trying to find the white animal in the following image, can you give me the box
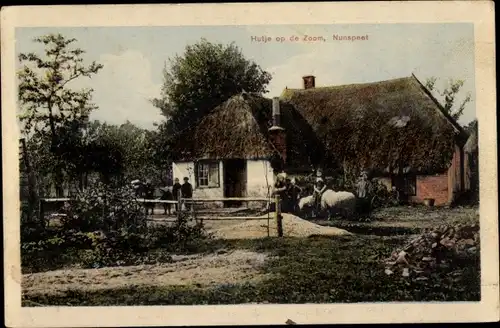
[298,190,357,219]
[298,195,314,210]
[321,190,357,218]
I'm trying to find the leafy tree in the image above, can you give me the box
[18,33,103,141]
[425,77,472,121]
[151,38,272,136]
[85,120,166,185]
[18,33,103,195]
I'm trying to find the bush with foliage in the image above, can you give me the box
[21,183,208,272]
[59,182,147,232]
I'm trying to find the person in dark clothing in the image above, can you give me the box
[356,171,369,199]
[312,177,327,217]
[160,187,173,215]
[144,182,155,215]
[281,178,292,213]
[273,172,288,212]
[181,177,193,211]
[172,178,182,212]
[131,179,142,197]
[286,178,302,214]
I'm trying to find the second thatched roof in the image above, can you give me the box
[280,74,468,174]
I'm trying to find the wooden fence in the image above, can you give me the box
[38,194,284,237]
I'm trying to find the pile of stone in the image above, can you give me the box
[383,223,480,280]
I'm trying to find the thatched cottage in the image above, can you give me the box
[171,74,471,207]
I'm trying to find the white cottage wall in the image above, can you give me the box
[172,161,225,208]
[172,160,274,209]
[246,159,275,208]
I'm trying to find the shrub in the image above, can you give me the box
[21,183,210,272]
[60,182,147,233]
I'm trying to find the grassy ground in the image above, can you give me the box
[22,206,480,306]
[316,205,479,235]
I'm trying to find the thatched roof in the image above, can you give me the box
[172,93,322,170]
[280,74,467,174]
[172,74,468,175]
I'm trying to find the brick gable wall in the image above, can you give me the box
[408,144,463,206]
[410,174,449,206]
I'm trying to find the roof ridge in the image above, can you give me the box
[410,73,468,139]
[280,75,415,93]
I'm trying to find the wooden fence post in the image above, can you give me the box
[191,199,196,223]
[38,199,44,227]
[275,195,283,237]
[177,190,182,223]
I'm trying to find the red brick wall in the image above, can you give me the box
[409,144,463,206]
[269,129,287,163]
[411,174,449,206]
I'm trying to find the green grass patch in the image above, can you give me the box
[23,234,480,306]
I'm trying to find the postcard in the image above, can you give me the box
[2,2,498,327]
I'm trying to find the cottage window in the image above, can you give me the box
[196,161,220,188]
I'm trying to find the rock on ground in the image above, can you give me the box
[383,223,480,279]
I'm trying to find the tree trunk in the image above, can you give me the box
[21,139,38,218]
[54,168,65,197]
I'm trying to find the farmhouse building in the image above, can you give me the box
[171,74,471,207]
[171,93,323,207]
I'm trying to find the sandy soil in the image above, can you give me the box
[22,250,274,297]
[210,213,352,239]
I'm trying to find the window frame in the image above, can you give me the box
[195,160,220,188]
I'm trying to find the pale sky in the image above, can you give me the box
[15,23,475,129]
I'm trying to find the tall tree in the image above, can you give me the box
[151,38,272,136]
[424,77,472,122]
[18,33,103,195]
[85,120,165,185]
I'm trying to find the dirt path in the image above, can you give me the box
[23,250,274,297]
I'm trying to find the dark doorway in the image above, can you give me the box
[223,159,247,207]
[391,174,417,204]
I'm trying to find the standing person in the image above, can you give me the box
[287,178,302,214]
[273,172,288,212]
[356,171,369,199]
[144,181,155,216]
[181,177,193,211]
[160,187,173,215]
[131,179,142,197]
[172,178,182,212]
[282,178,292,213]
[355,171,371,215]
[312,177,327,216]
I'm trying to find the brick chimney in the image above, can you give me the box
[303,75,316,89]
[268,97,287,163]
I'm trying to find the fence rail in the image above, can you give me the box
[183,197,271,202]
[38,194,284,237]
[195,216,268,221]
[39,197,270,203]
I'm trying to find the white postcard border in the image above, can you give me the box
[2,2,498,326]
